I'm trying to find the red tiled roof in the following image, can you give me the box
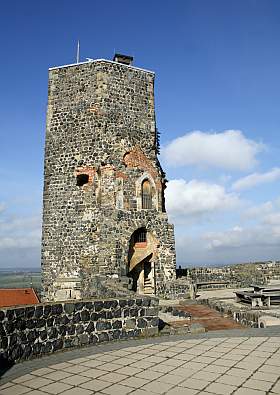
[0,288,40,307]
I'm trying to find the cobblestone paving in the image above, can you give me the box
[1,329,280,394]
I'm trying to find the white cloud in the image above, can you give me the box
[262,212,280,226]
[0,235,40,249]
[242,201,274,220]
[0,213,41,250]
[165,178,240,220]
[163,130,264,171]
[205,222,280,251]
[174,196,280,265]
[232,168,280,191]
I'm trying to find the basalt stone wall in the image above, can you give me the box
[161,280,190,299]
[199,299,260,328]
[42,59,176,301]
[0,297,159,363]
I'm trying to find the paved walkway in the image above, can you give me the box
[1,328,280,395]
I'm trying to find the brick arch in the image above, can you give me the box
[123,146,161,187]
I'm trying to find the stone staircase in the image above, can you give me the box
[143,277,154,295]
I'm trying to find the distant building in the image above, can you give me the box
[0,288,40,308]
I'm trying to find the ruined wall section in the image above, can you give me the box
[42,60,176,301]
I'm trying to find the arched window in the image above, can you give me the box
[142,180,152,209]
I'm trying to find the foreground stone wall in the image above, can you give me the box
[0,297,159,363]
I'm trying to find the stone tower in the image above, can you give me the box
[41,54,176,301]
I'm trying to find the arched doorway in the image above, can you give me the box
[127,228,155,295]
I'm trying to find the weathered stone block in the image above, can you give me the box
[81,310,90,321]
[85,321,95,333]
[41,342,52,354]
[129,308,138,317]
[89,334,98,344]
[94,301,104,312]
[22,344,32,359]
[79,334,89,345]
[64,303,75,314]
[43,305,52,317]
[52,304,63,315]
[76,324,84,335]
[125,319,136,329]
[112,320,122,329]
[96,321,111,331]
[9,333,19,346]
[24,307,35,319]
[137,318,147,328]
[19,332,28,344]
[119,299,128,308]
[36,318,46,328]
[15,319,26,331]
[0,323,6,336]
[9,344,23,361]
[34,306,43,318]
[53,339,63,351]
[98,332,109,342]
[141,327,158,337]
[74,302,84,312]
[26,328,37,344]
[0,336,8,349]
[73,312,81,323]
[145,308,158,316]
[112,329,121,339]
[64,338,73,348]
[46,317,54,327]
[67,325,75,335]
[85,302,93,310]
[27,319,36,329]
[15,308,25,318]
[105,310,113,319]
[33,342,42,355]
[142,298,151,307]
[112,308,122,318]
[60,315,70,325]
[39,329,47,340]
[48,327,58,339]
[5,321,14,334]
[58,325,67,336]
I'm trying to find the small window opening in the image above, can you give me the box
[77,174,89,186]
[134,228,147,243]
[142,180,152,209]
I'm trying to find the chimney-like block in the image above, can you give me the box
[113,53,133,66]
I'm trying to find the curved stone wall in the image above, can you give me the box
[0,296,159,364]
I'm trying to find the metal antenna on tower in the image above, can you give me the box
[76,40,80,63]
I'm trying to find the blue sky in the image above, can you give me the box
[0,0,280,267]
